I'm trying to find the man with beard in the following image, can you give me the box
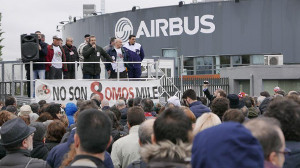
[0,118,50,167]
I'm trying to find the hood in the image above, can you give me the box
[65,103,78,116]
[192,122,264,168]
[141,140,191,163]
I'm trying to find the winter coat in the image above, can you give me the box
[66,155,106,168]
[105,47,128,73]
[82,44,113,75]
[30,141,49,160]
[46,128,114,168]
[284,141,300,168]
[140,140,191,168]
[123,42,145,69]
[120,108,128,126]
[0,149,50,168]
[62,45,79,72]
[45,44,68,71]
[65,103,78,127]
[189,101,211,118]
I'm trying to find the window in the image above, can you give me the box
[196,57,214,74]
[184,57,194,75]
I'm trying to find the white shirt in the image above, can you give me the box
[52,46,62,68]
[111,47,126,72]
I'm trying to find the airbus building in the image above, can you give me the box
[61,0,300,96]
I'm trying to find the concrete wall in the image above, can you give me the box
[220,65,300,96]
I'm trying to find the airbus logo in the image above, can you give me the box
[115,15,215,40]
[115,17,134,42]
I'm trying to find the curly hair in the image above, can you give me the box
[211,97,230,120]
[0,110,16,126]
[46,120,66,142]
[264,97,300,141]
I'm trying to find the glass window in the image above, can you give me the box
[220,56,230,67]
[242,55,250,64]
[232,56,241,65]
[184,57,194,75]
[196,57,213,74]
[252,55,265,65]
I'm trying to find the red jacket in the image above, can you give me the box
[45,44,68,71]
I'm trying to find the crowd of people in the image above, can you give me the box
[0,85,299,168]
[25,31,145,96]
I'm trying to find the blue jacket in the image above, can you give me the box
[105,47,128,72]
[192,122,264,168]
[189,101,210,118]
[46,128,114,168]
[123,42,145,68]
[284,141,300,168]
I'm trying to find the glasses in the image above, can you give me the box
[277,148,291,157]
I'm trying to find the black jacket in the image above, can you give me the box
[66,155,106,168]
[0,149,50,168]
[63,45,79,72]
[30,141,49,160]
[203,88,215,106]
[82,44,113,75]
[284,141,300,168]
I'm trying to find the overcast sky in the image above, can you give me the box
[0,0,197,61]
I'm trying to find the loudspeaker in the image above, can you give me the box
[21,34,39,62]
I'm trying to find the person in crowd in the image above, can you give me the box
[0,118,50,167]
[133,97,142,107]
[30,122,48,160]
[244,117,288,168]
[202,83,227,106]
[5,105,18,115]
[140,107,192,167]
[45,103,62,120]
[141,98,156,119]
[101,99,110,111]
[18,104,33,117]
[243,96,260,118]
[46,101,114,168]
[210,97,230,120]
[260,91,270,97]
[275,90,286,97]
[273,86,281,94]
[192,122,264,168]
[30,103,40,114]
[1,96,17,110]
[82,35,113,79]
[193,112,221,136]
[104,37,116,52]
[0,110,16,159]
[123,35,145,78]
[0,101,4,110]
[222,109,245,123]
[29,113,39,123]
[116,100,128,126]
[128,98,134,108]
[45,120,66,151]
[24,31,48,96]
[45,35,68,79]
[127,119,155,168]
[63,37,79,79]
[77,34,90,70]
[227,94,245,109]
[105,110,128,153]
[259,95,273,114]
[167,96,181,107]
[38,100,47,108]
[90,93,101,107]
[197,96,208,106]
[288,91,300,96]
[182,89,210,118]
[106,38,128,79]
[180,106,196,123]
[41,34,46,43]
[66,109,112,168]
[264,97,300,167]
[36,112,53,122]
[65,102,78,127]
[111,106,145,168]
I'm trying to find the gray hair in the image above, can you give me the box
[244,117,283,159]
[115,100,125,107]
[138,119,155,145]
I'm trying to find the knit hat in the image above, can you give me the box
[192,122,264,168]
[29,122,46,141]
[167,96,181,107]
[227,94,245,109]
[19,105,33,116]
[274,86,280,93]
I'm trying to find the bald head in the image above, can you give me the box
[66,37,73,46]
[138,119,155,145]
[115,38,123,49]
[101,99,109,108]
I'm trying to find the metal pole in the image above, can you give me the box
[75,61,78,80]
[21,63,24,97]
[117,62,120,81]
[12,65,15,96]
[30,61,34,99]
[180,55,183,98]
[147,61,150,78]
[1,63,4,100]
[155,61,159,79]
